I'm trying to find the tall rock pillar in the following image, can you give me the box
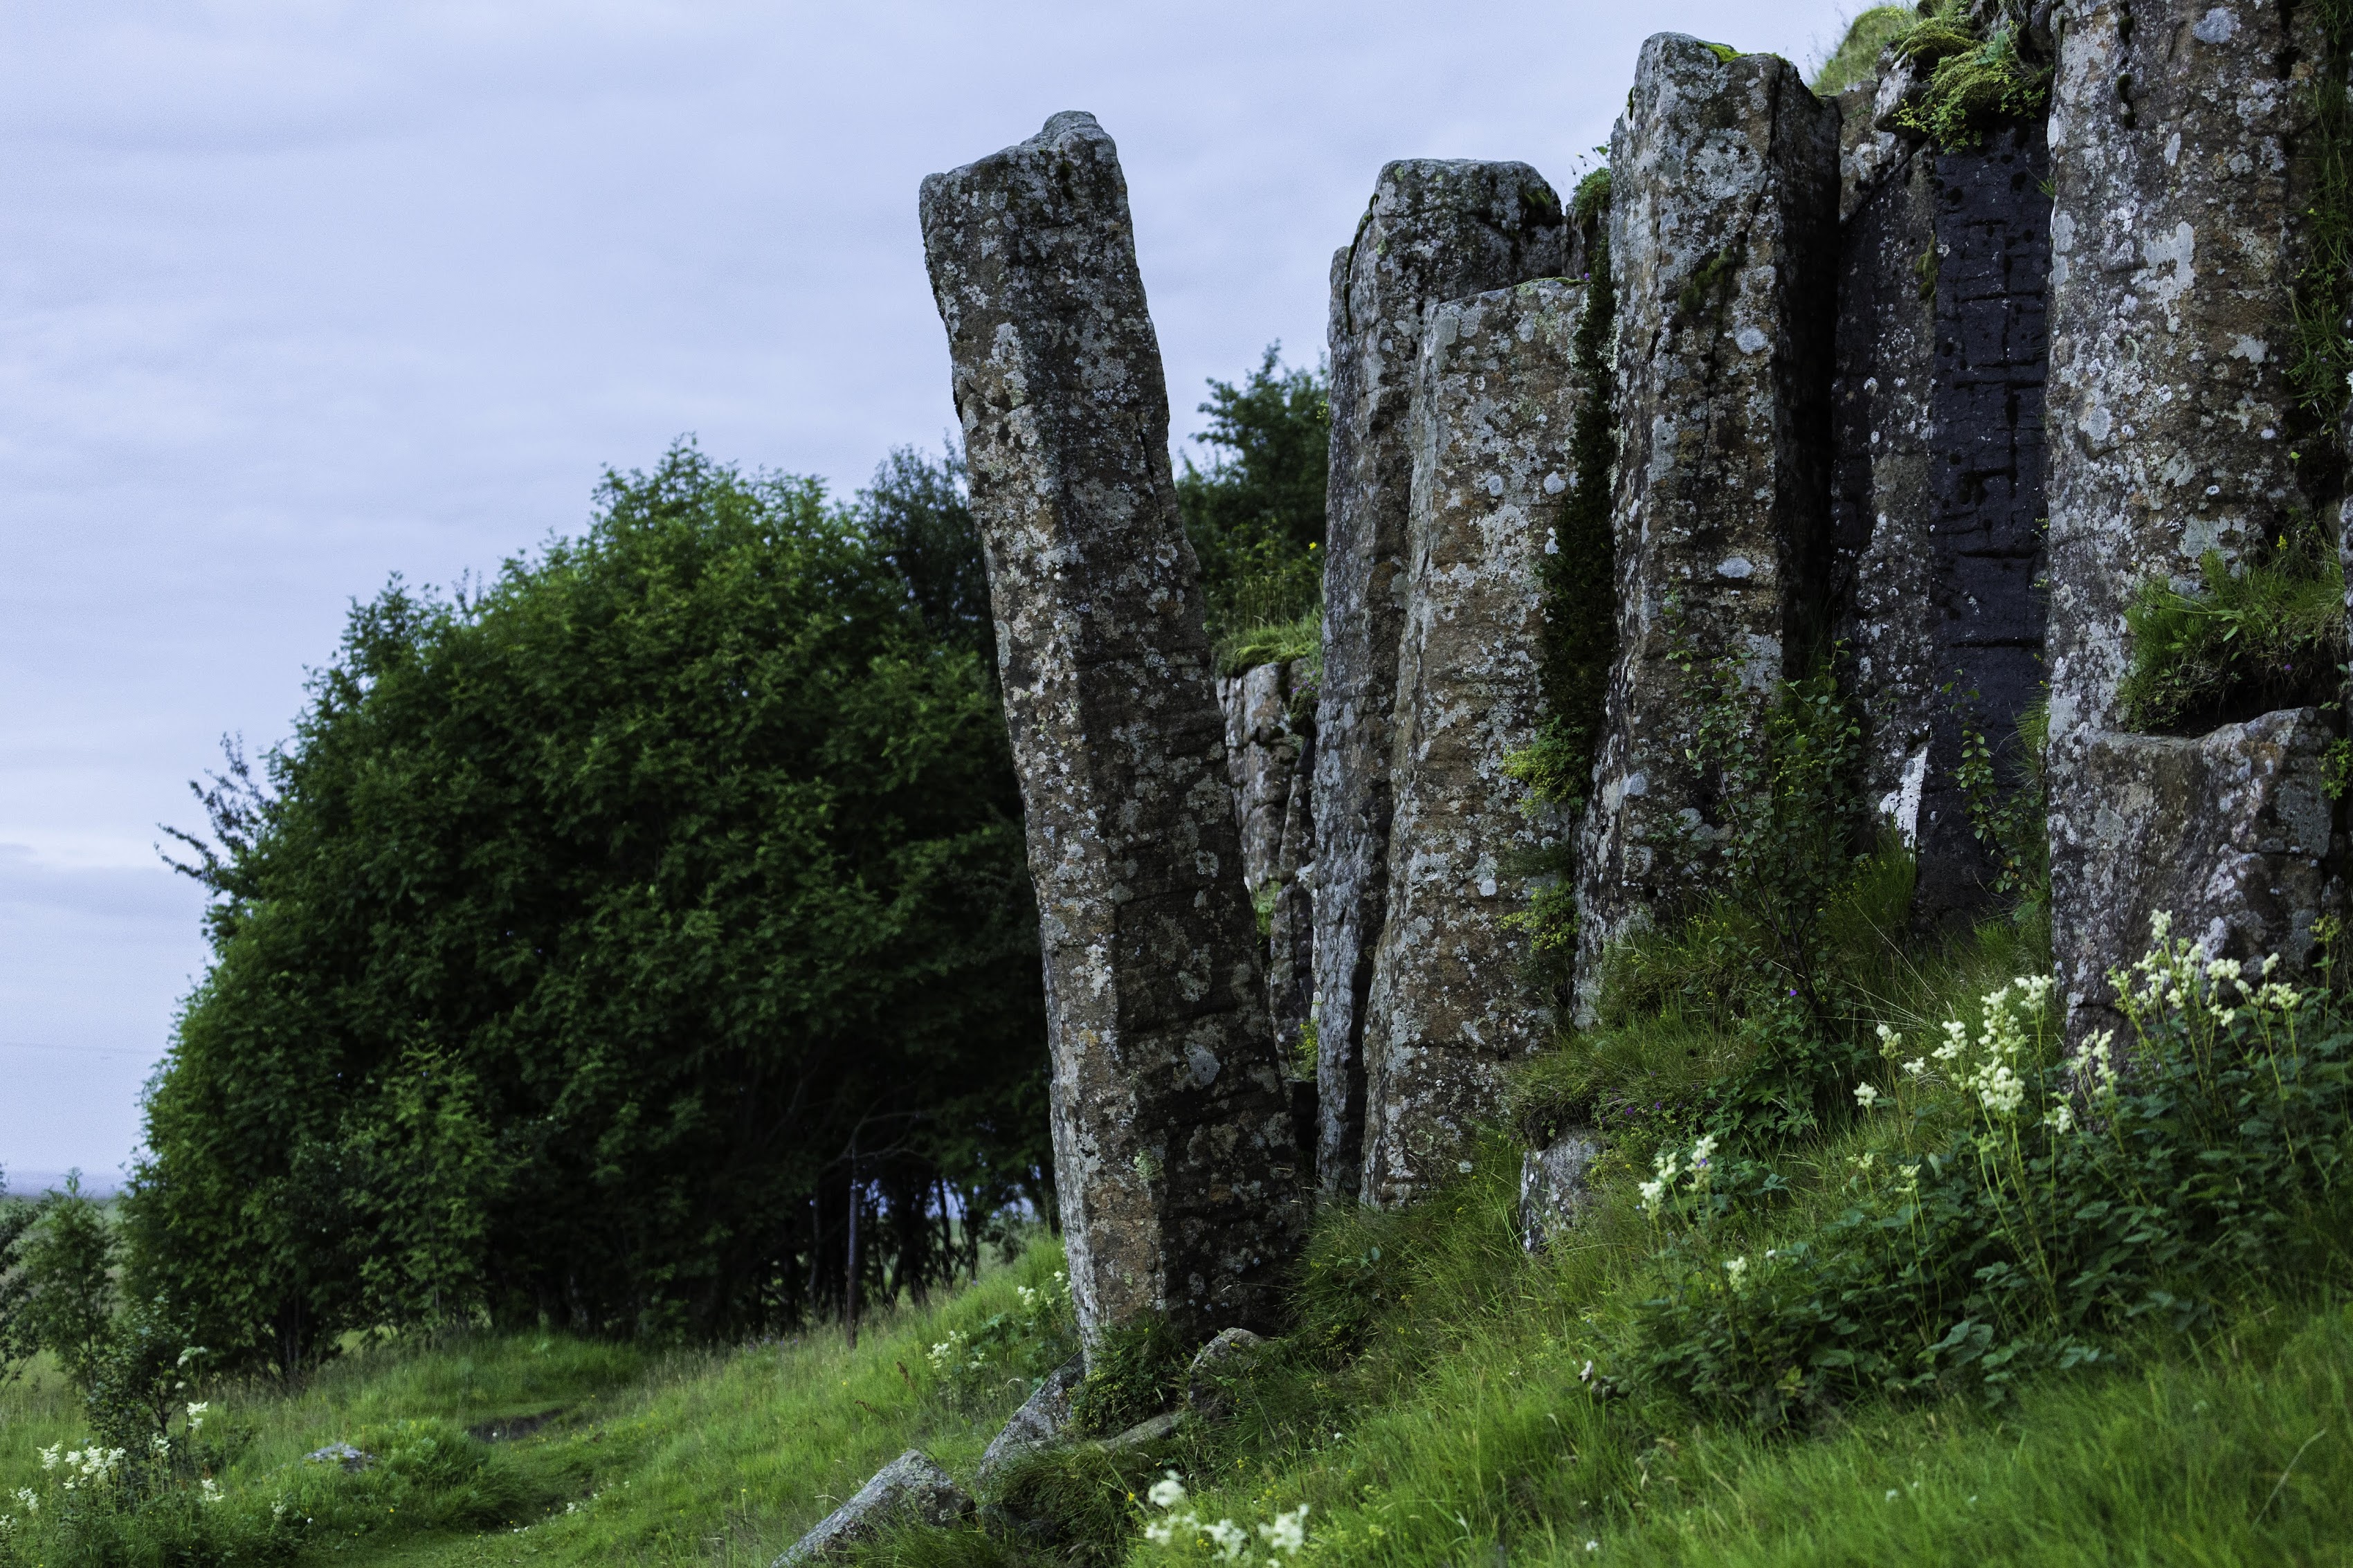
[920,111,1302,1343]
[2043,0,2341,1034]
[1316,161,1565,1201]
[1357,278,1590,1207]
[1574,35,1841,1014]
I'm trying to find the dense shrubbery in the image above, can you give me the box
[1631,918,2353,1427]
[1174,347,1329,673]
[132,442,1049,1369]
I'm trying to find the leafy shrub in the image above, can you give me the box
[2118,535,2346,732]
[1956,694,2049,902]
[1176,347,1329,658]
[1626,918,2353,1428]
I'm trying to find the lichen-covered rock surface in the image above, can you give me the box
[920,111,1302,1343]
[2042,0,2326,1034]
[1518,1127,1605,1253]
[1357,277,1586,1208]
[2051,708,2343,1039]
[975,1358,1083,1488]
[1575,35,1839,1013]
[773,1450,972,1566]
[1316,158,1566,1201]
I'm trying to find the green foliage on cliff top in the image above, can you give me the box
[1810,6,1911,96]
[1883,1,2051,151]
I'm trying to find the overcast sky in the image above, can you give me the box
[0,0,1856,1190]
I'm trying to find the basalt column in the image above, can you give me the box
[1357,279,1589,1208]
[1833,92,2053,920]
[920,111,1302,1343]
[1574,35,1841,1016]
[2044,0,2341,1037]
[1315,161,1566,1201]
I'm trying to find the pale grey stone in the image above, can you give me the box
[1357,278,1587,1208]
[1219,661,1305,905]
[1316,158,1568,1202]
[2051,708,2343,1041]
[974,1358,1082,1489]
[1574,35,1840,1017]
[304,1442,372,1473]
[773,1450,972,1565]
[1102,1410,1186,1450]
[1185,1327,1267,1421]
[1518,1128,1605,1253]
[2042,0,2331,1037]
[920,111,1304,1343]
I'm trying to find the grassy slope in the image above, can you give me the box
[0,1246,1067,1567]
[3,1192,2347,1565]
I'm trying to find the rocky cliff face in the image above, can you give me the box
[920,9,2351,1257]
[920,111,1302,1345]
[2043,0,2340,1034]
[1574,37,1842,1017]
[1356,278,1588,1207]
[1314,161,1569,1201]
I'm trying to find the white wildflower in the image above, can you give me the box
[186,1401,210,1431]
[200,1478,224,1505]
[1853,1082,1882,1110]
[1724,1256,1749,1291]
[2046,1098,2076,1135]
[1205,1518,1251,1560]
[1259,1504,1309,1555]
[1147,1472,1188,1511]
[1903,1057,1928,1078]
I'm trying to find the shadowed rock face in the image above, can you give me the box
[2042,0,2334,1030]
[919,111,1303,1344]
[1217,661,1318,1064]
[1835,113,2053,923]
[1358,278,1587,1209]
[1316,158,1566,1201]
[1575,35,1841,1017]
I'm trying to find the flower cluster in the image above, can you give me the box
[1638,1133,1718,1216]
[2118,911,2300,1034]
[39,1443,127,1493]
[1141,1472,1309,1563]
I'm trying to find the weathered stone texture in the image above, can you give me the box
[1830,120,1941,868]
[2052,709,2342,1037]
[1836,75,2055,922]
[1316,160,1568,1200]
[1518,1127,1604,1252]
[2043,0,2325,1030]
[774,1450,972,1565]
[1219,659,1318,1066]
[1357,279,1586,1208]
[975,1358,1082,1488]
[920,111,1302,1344]
[1219,662,1304,903]
[1574,35,1841,1013]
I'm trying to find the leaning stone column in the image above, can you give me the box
[1356,278,1588,1208]
[920,111,1302,1343]
[1316,161,1565,1201]
[1573,35,1840,1015]
[2043,0,2339,1036]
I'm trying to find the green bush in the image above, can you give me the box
[1626,918,2353,1428]
[2118,536,2347,732]
[1066,1318,1188,1437]
[922,1265,1077,1414]
[1176,347,1329,661]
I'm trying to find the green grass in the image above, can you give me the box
[2119,543,2347,733]
[1811,6,1911,95]
[1212,605,1320,680]
[0,1246,1073,1567]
